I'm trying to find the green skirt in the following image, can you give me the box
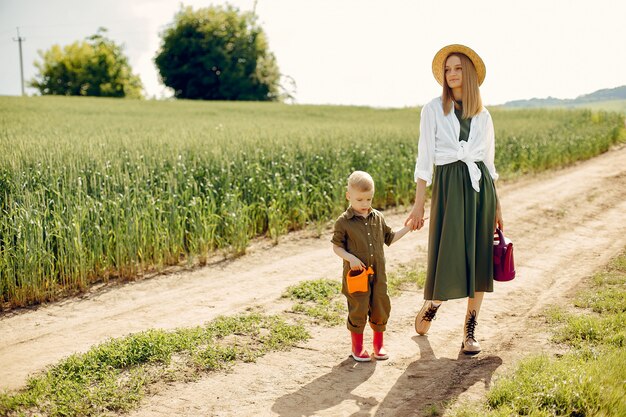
[424,160,496,301]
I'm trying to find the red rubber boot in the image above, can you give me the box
[351,332,371,362]
[373,331,389,360]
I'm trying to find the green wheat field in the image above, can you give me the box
[0,96,623,309]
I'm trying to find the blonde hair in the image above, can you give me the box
[442,53,483,118]
[347,171,374,192]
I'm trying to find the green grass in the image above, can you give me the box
[387,265,426,296]
[283,279,345,326]
[1,96,624,309]
[483,351,626,416]
[574,257,626,314]
[284,279,342,303]
[451,249,626,417]
[550,312,626,349]
[0,313,309,417]
[291,301,346,326]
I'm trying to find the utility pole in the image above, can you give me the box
[13,27,25,96]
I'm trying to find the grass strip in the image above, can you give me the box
[387,265,426,297]
[283,266,425,325]
[1,264,424,415]
[452,249,626,417]
[284,279,345,326]
[0,313,309,417]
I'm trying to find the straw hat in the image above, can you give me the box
[431,44,486,86]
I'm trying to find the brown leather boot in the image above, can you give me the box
[462,310,481,354]
[415,300,441,335]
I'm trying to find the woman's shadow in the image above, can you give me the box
[272,356,378,416]
[374,336,502,415]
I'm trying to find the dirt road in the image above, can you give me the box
[2,145,626,416]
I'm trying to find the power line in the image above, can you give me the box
[0,17,148,32]
[12,27,25,96]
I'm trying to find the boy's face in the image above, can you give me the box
[346,187,374,217]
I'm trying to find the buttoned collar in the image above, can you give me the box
[345,206,373,220]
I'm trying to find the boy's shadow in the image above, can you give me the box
[374,336,502,416]
[272,357,378,416]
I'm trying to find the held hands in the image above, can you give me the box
[405,204,427,231]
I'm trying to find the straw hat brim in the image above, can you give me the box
[432,44,486,86]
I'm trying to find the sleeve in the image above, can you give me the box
[381,215,396,247]
[331,218,347,248]
[414,103,436,185]
[484,113,499,182]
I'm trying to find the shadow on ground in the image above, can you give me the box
[272,337,502,416]
[272,356,378,416]
[374,336,502,416]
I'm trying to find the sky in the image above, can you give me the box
[1,0,625,107]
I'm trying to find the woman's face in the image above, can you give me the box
[445,55,462,89]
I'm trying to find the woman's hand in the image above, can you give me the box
[495,201,504,232]
[407,179,428,231]
[405,204,426,231]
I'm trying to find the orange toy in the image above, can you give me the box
[346,266,374,294]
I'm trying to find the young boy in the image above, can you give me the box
[331,171,412,361]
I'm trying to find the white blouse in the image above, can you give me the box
[414,96,498,192]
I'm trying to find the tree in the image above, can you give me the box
[31,28,143,98]
[155,5,281,101]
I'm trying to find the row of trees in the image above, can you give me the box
[29,5,284,101]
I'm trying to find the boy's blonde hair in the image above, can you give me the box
[347,171,375,192]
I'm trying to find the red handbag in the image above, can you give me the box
[493,228,515,281]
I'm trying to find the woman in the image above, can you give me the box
[405,44,504,354]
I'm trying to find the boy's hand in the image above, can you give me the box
[333,245,366,270]
[349,256,366,271]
